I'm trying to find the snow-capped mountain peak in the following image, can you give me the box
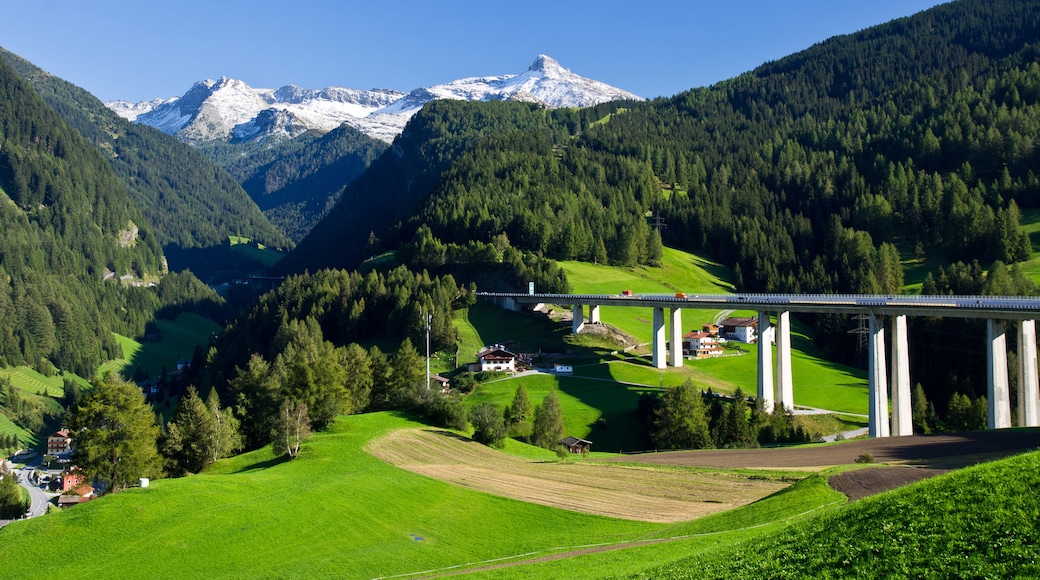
[107,56,643,144]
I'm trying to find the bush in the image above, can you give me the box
[855,452,875,464]
[415,390,468,431]
[468,403,506,447]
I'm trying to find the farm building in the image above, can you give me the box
[560,436,593,454]
[719,317,759,343]
[682,331,723,358]
[430,374,450,392]
[471,345,518,373]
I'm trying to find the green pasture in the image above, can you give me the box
[101,313,220,380]
[0,411,843,579]
[228,235,285,267]
[0,413,34,447]
[452,476,844,579]
[467,373,657,452]
[635,448,1040,579]
[560,248,868,413]
[0,366,86,398]
[1016,208,1040,284]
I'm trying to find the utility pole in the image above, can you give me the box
[424,308,432,391]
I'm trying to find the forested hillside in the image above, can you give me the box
[0,55,164,376]
[274,0,1039,409]
[0,47,292,276]
[236,124,387,242]
[280,100,661,274]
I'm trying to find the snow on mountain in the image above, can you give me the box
[106,55,642,144]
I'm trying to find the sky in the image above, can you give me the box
[2,0,950,103]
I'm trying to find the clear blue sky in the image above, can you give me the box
[3,0,949,103]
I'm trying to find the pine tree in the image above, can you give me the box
[531,389,566,450]
[911,383,931,434]
[163,386,215,475]
[653,379,712,450]
[507,383,532,425]
[68,375,162,493]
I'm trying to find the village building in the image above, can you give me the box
[47,429,73,456]
[59,466,85,493]
[719,317,759,343]
[683,331,724,358]
[559,436,593,454]
[471,345,518,373]
[57,484,94,508]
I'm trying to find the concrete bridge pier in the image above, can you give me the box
[868,314,891,438]
[757,311,774,413]
[572,304,585,334]
[890,315,913,436]
[988,319,1012,429]
[670,308,683,368]
[775,311,794,413]
[652,307,666,369]
[589,304,601,324]
[1018,319,1040,427]
[651,307,684,369]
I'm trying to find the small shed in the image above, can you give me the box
[560,436,593,454]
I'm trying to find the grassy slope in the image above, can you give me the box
[0,366,87,398]
[0,411,844,579]
[0,413,32,446]
[99,313,220,380]
[634,450,1040,579]
[1016,208,1040,284]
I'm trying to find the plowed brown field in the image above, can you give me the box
[365,428,790,523]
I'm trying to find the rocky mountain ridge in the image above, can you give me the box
[106,55,643,144]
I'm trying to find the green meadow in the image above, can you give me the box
[0,366,87,398]
[633,449,1040,579]
[99,313,221,380]
[0,411,842,579]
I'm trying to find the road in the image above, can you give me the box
[17,461,56,518]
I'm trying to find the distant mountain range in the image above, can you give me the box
[106,55,644,144]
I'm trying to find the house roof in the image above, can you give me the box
[721,317,758,328]
[560,436,593,446]
[683,331,713,339]
[49,429,70,439]
[478,347,516,361]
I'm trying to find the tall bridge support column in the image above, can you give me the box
[868,314,890,438]
[652,307,667,369]
[669,308,683,367]
[588,305,601,324]
[988,319,1012,429]
[890,315,913,436]
[775,311,794,413]
[572,304,585,334]
[757,311,774,413]
[1018,320,1040,427]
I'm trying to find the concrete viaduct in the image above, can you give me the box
[478,292,1040,438]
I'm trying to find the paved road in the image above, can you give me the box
[17,462,55,518]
